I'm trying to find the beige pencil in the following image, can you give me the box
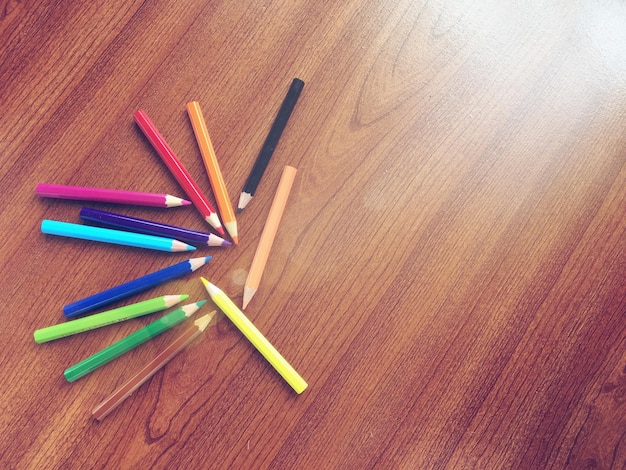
[243,165,297,309]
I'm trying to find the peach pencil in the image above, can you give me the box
[243,166,297,309]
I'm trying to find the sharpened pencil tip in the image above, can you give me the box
[174,240,196,252]
[205,213,224,235]
[164,294,189,307]
[242,286,256,310]
[237,192,252,212]
[207,234,230,246]
[200,278,220,298]
[182,301,203,316]
[195,310,217,330]
[189,256,212,271]
[181,199,192,205]
[222,240,232,246]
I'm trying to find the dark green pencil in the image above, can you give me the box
[64,301,205,382]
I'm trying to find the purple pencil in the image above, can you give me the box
[80,207,231,247]
[36,184,191,208]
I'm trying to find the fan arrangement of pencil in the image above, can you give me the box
[34,79,308,420]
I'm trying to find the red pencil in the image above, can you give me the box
[134,110,224,235]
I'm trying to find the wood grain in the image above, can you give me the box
[1,0,624,468]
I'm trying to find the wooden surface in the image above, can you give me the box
[1,1,625,468]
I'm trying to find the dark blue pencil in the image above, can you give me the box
[63,257,211,318]
[79,207,230,247]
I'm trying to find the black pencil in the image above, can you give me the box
[237,78,304,212]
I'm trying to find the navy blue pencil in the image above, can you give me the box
[63,257,211,318]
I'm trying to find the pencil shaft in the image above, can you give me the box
[34,295,188,343]
[133,110,224,234]
[64,301,204,382]
[243,166,297,308]
[41,219,195,252]
[36,183,190,207]
[202,279,307,394]
[79,207,230,247]
[92,313,213,420]
[238,78,304,211]
[63,256,211,318]
[187,101,238,244]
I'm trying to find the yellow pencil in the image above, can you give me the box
[243,165,297,309]
[187,101,239,244]
[201,277,307,394]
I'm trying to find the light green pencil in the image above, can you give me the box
[34,295,189,343]
[64,300,205,382]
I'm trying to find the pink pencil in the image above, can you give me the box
[36,184,191,208]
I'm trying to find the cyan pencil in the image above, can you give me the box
[41,219,196,252]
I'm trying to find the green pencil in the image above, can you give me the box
[34,295,189,343]
[64,300,205,382]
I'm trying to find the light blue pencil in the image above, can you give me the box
[41,219,196,252]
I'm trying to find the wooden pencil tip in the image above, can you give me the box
[242,286,256,310]
[189,256,212,271]
[206,213,224,235]
[194,311,216,331]
[238,192,253,212]
[164,294,188,307]
[165,195,191,207]
[224,221,238,245]
[172,240,195,252]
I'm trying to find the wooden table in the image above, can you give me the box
[1,1,624,468]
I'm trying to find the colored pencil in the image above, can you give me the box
[64,301,206,382]
[133,110,224,235]
[63,256,211,319]
[237,78,304,212]
[34,295,188,343]
[79,207,230,247]
[243,166,297,309]
[36,183,191,208]
[92,312,215,420]
[41,219,196,252]
[187,101,239,244]
[201,278,307,394]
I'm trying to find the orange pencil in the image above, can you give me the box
[243,165,297,309]
[186,102,239,244]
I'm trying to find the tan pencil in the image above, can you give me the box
[92,312,215,420]
[243,165,297,309]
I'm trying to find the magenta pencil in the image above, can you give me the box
[36,184,191,208]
